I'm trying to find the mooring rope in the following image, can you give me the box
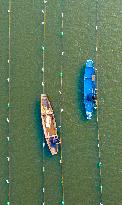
[95,1,104,205]
[41,1,47,204]
[6,0,11,205]
[59,1,65,204]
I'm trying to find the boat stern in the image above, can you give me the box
[86,111,92,120]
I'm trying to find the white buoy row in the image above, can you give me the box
[95,1,104,205]
[7,1,11,204]
[41,2,47,204]
[59,6,65,205]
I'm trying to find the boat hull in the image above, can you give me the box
[84,59,97,119]
[41,94,59,155]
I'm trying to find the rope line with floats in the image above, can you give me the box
[6,0,11,205]
[41,0,47,204]
[59,1,65,204]
[41,0,65,204]
[95,1,104,205]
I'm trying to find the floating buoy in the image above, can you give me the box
[7,117,9,122]
[100,185,103,193]
[7,157,10,161]
[7,137,10,141]
[98,161,102,167]
[59,90,62,95]
[61,108,64,113]
[42,22,44,25]
[61,31,64,36]
[60,72,63,77]
[7,78,10,82]
[42,46,44,51]
[6,179,9,184]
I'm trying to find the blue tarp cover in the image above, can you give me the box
[84,59,96,117]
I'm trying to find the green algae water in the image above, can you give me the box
[0,0,122,205]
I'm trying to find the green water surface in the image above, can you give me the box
[0,0,122,205]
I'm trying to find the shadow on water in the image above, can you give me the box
[34,98,52,158]
[76,63,87,121]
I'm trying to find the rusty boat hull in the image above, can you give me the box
[41,94,59,155]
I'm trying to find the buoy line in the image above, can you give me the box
[6,0,11,205]
[95,1,104,205]
[59,1,65,204]
[41,1,47,204]
[41,0,65,204]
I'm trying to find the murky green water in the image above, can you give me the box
[0,0,122,205]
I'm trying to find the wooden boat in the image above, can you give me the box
[41,94,60,155]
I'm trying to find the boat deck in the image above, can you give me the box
[41,94,58,155]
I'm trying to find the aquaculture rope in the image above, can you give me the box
[59,1,65,204]
[95,1,104,204]
[41,1,47,95]
[41,0,47,204]
[6,0,12,204]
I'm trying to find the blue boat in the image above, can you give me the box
[84,59,97,119]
